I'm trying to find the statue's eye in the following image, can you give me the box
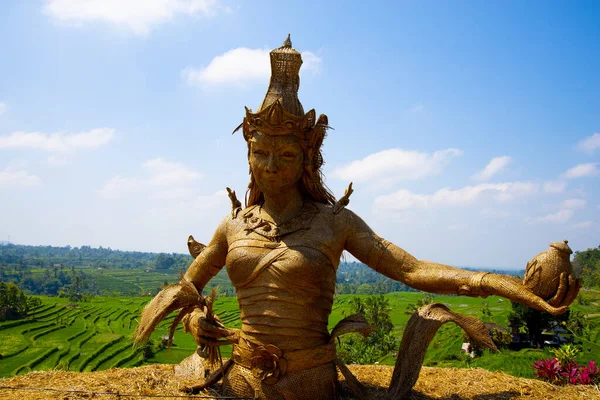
[254,150,267,156]
[283,152,295,158]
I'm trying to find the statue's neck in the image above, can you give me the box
[261,187,304,225]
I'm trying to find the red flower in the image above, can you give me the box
[534,358,562,382]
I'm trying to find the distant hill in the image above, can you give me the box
[0,243,527,297]
[0,243,193,297]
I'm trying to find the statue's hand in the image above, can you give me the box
[182,308,237,347]
[521,272,581,316]
[134,279,201,345]
[546,272,581,309]
[483,273,581,317]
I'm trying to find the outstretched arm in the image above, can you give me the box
[134,216,230,345]
[342,210,578,315]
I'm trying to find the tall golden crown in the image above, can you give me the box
[235,35,328,169]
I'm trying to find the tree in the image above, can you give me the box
[507,301,568,347]
[337,295,397,364]
[0,282,39,321]
[154,253,175,270]
[573,247,600,289]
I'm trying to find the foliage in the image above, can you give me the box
[337,295,398,364]
[404,293,434,316]
[573,246,600,289]
[565,310,596,341]
[0,243,193,296]
[153,253,176,270]
[335,262,417,294]
[551,344,580,366]
[534,344,599,385]
[490,328,512,349]
[0,282,41,321]
[534,358,599,385]
[507,301,569,347]
[576,293,591,306]
[533,358,563,383]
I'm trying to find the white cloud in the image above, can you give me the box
[183,48,269,87]
[480,209,511,218]
[0,128,115,153]
[47,154,70,166]
[543,180,566,193]
[374,181,538,212]
[0,102,6,116]
[44,0,220,35]
[182,48,321,87]
[98,158,201,199]
[561,163,600,179]
[472,156,512,181]
[300,51,322,75]
[533,209,573,224]
[0,167,41,187]
[332,148,462,186]
[495,181,537,201]
[193,189,228,209]
[527,198,586,225]
[572,221,592,229]
[97,176,141,199]
[561,198,586,210]
[577,133,600,154]
[144,158,202,186]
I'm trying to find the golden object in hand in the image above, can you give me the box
[523,240,574,300]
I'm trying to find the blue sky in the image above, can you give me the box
[0,1,598,269]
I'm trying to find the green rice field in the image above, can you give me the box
[1,291,598,379]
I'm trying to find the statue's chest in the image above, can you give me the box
[225,228,338,289]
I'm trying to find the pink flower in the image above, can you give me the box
[534,358,562,383]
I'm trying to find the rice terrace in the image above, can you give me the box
[2,291,600,376]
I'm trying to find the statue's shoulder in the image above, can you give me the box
[311,201,357,228]
[312,201,356,216]
[239,204,260,218]
[226,204,259,228]
[311,201,334,216]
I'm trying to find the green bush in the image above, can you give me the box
[551,344,581,366]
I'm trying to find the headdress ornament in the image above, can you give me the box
[233,35,329,170]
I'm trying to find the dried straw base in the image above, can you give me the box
[0,364,598,400]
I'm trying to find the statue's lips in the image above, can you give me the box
[261,177,288,185]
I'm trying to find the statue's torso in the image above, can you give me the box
[225,202,345,350]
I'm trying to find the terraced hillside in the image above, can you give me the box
[1,292,598,379]
[0,296,242,377]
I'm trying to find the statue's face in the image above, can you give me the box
[249,131,304,196]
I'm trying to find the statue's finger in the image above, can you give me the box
[547,273,567,307]
[562,276,581,307]
[544,304,568,316]
[198,319,231,336]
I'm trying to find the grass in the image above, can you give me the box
[0,291,598,380]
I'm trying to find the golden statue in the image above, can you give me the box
[135,35,580,400]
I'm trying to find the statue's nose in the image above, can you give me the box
[266,154,278,172]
